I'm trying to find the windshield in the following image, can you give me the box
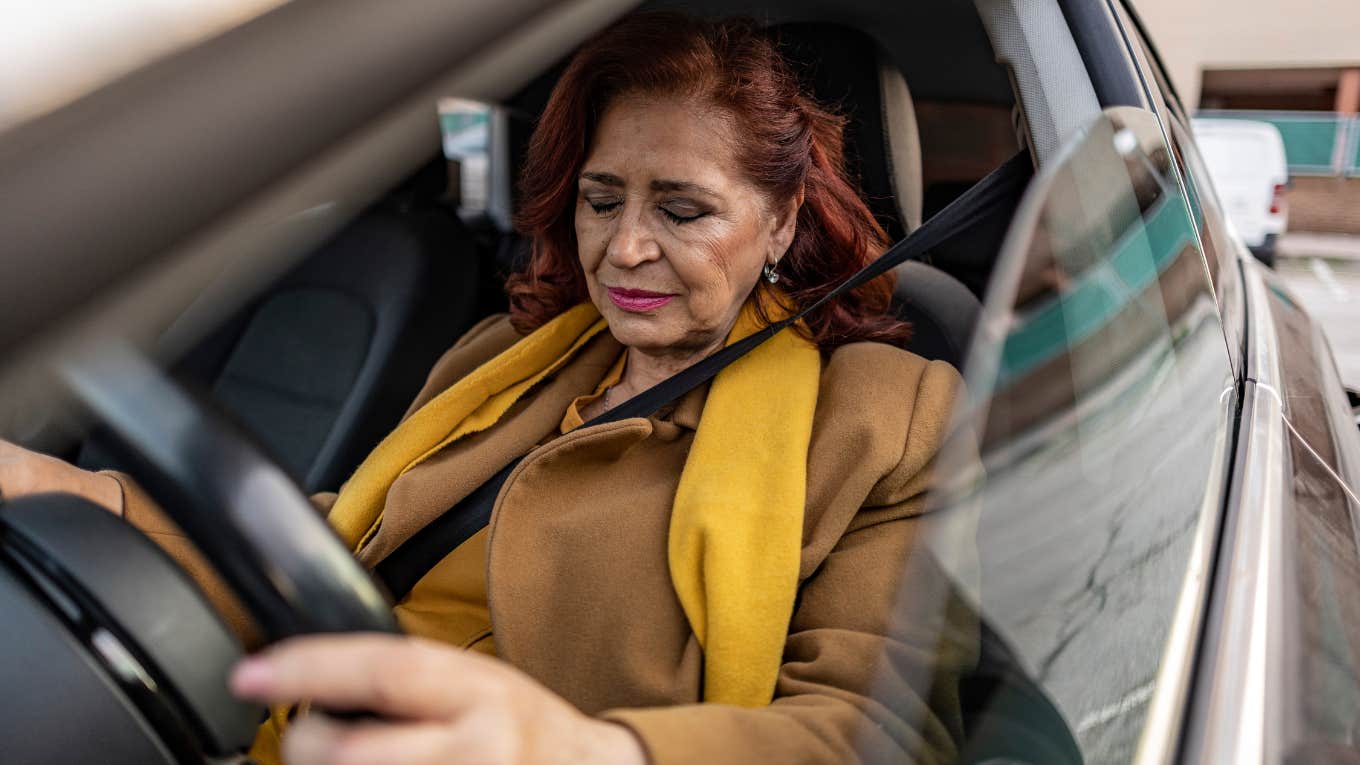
[0,0,289,133]
[909,108,1236,763]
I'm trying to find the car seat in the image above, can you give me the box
[81,160,481,493]
[776,23,985,368]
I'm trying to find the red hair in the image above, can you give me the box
[508,13,910,350]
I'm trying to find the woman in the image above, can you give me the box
[0,13,973,765]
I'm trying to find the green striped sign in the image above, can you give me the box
[1349,119,1360,176]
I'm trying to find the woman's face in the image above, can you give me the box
[575,95,798,358]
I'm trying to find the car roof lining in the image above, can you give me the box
[503,0,1015,114]
[640,0,1014,105]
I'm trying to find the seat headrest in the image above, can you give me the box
[774,23,923,237]
[878,61,922,232]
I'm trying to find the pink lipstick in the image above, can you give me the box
[607,287,675,312]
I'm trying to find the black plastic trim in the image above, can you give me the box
[1056,0,1146,108]
[1,520,203,763]
[0,493,261,756]
[1113,0,1191,113]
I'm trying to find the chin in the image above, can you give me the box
[603,312,678,351]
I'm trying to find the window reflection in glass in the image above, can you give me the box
[916,108,1236,763]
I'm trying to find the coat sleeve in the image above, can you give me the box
[602,360,980,765]
[109,470,270,647]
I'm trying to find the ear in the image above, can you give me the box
[767,189,804,265]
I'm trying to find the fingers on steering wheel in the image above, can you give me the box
[233,635,490,719]
[284,716,462,765]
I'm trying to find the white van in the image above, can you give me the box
[1191,118,1290,266]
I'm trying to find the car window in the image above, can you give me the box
[1162,116,1248,362]
[916,107,1237,763]
[1114,3,1246,375]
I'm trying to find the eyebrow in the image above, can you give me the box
[579,172,720,198]
[581,171,625,186]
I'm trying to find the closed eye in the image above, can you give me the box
[660,206,705,225]
[588,200,621,215]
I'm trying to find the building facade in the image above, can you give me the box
[1134,0,1360,233]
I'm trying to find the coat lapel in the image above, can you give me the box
[485,416,695,713]
[355,331,623,567]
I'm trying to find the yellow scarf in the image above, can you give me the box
[328,297,821,706]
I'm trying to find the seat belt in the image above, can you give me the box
[373,149,1031,601]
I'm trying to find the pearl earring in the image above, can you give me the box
[762,263,780,284]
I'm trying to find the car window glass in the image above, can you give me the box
[1163,117,1247,367]
[914,107,1236,763]
[1113,4,1246,374]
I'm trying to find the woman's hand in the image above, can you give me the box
[0,439,122,515]
[230,634,648,765]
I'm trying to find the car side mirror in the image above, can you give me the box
[1347,387,1360,430]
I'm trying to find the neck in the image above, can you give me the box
[615,338,725,400]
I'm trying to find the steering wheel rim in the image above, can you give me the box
[63,344,399,640]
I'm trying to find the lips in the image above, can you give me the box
[607,287,676,312]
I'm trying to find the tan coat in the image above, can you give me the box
[121,314,976,765]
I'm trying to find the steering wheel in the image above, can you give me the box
[63,345,399,641]
[0,345,396,764]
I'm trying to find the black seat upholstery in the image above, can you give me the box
[81,162,481,492]
[776,24,910,240]
[216,208,479,490]
[207,209,456,490]
[891,261,983,367]
[774,23,982,368]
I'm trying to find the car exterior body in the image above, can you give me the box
[0,1,1357,764]
[1191,117,1290,265]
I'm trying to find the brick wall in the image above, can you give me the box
[1287,176,1360,234]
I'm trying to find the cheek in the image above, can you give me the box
[669,225,761,311]
[574,212,607,275]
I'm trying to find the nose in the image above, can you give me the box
[605,203,661,269]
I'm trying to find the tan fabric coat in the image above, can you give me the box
[119,313,977,765]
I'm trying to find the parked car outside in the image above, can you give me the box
[1191,118,1290,266]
